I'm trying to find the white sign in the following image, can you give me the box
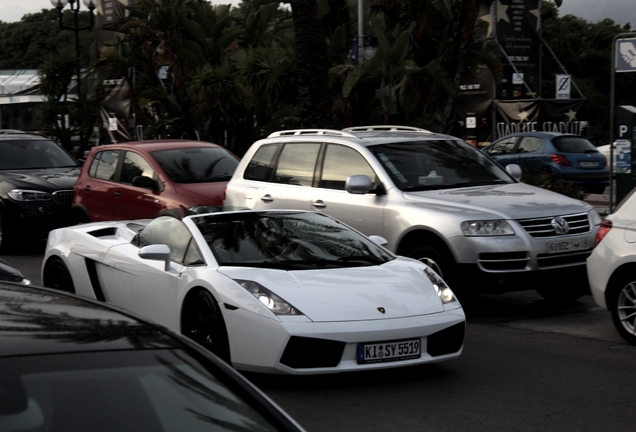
[616,38,636,72]
[556,74,571,99]
[512,72,524,85]
[466,117,476,129]
[108,118,118,131]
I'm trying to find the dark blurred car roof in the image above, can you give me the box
[0,259,30,285]
[0,282,305,431]
[92,139,230,152]
[0,283,181,357]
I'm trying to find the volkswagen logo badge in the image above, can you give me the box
[551,216,570,235]
[377,307,386,314]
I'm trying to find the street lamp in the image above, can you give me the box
[50,0,96,97]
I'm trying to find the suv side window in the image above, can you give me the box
[89,150,121,181]
[486,137,516,156]
[244,144,280,181]
[517,137,543,154]
[320,144,376,190]
[120,151,156,185]
[274,143,320,186]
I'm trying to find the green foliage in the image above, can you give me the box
[520,166,589,201]
[0,9,95,69]
[3,0,634,156]
[541,0,635,144]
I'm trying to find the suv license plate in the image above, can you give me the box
[357,339,421,364]
[580,161,598,167]
[547,238,589,254]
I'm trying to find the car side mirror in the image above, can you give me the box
[368,235,388,247]
[132,176,159,190]
[506,164,522,181]
[138,244,171,271]
[345,175,373,194]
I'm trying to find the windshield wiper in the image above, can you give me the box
[338,256,387,266]
[402,184,450,191]
[221,261,311,270]
[449,180,507,187]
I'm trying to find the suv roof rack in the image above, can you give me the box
[267,129,358,139]
[343,125,432,134]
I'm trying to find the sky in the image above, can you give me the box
[0,0,634,28]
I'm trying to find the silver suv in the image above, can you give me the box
[224,126,602,301]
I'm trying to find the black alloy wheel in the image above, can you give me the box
[407,244,449,279]
[0,210,4,252]
[181,289,231,363]
[609,276,636,345]
[42,258,76,294]
[71,211,90,225]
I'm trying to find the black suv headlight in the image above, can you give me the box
[8,189,52,202]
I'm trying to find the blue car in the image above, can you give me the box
[482,132,610,194]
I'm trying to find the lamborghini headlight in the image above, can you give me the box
[460,219,514,236]
[235,279,303,316]
[8,189,51,202]
[423,267,456,304]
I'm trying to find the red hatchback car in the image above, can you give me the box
[71,140,239,223]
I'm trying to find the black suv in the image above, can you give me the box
[0,131,80,251]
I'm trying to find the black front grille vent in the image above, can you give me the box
[52,190,74,206]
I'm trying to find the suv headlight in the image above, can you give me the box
[423,267,456,304]
[235,279,304,316]
[8,189,52,202]
[461,220,514,236]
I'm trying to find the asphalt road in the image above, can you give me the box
[3,250,635,431]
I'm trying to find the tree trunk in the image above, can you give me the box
[289,0,332,128]
[441,0,483,126]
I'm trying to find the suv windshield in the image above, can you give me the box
[368,140,514,191]
[0,140,78,170]
[152,147,238,183]
[193,211,394,269]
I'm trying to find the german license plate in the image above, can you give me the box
[357,339,421,364]
[580,161,598,167]
[547,238,589,254]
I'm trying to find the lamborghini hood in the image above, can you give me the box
[218,259,446,322]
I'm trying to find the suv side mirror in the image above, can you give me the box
[505,164,522,181]
[345,175,373,194]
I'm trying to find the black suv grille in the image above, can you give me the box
[52,190,74,206]
[516,213,590,238]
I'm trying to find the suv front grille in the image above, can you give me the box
[516,213,590,238]
[52,190,74,206]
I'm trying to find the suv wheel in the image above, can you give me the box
[0,210,12,253]
[406,245,452,279]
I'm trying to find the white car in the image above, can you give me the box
[41,210,465,374]
[587,189,636,345]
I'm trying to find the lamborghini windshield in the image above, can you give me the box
[192,211,394,268]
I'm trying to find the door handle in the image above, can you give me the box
[114,191,121,197]
[312,200,326,209]
[260,194,273,203]
[84,186,91,191]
